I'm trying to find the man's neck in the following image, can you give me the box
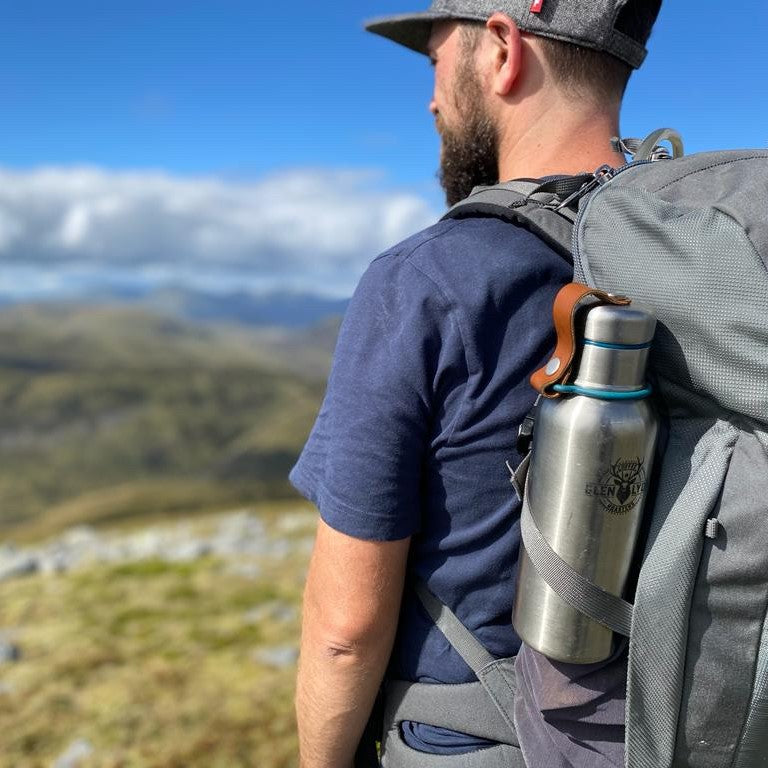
[496,102,627,181]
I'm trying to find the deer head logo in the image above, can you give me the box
[609,457,644,505]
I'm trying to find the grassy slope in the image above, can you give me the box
[0,503,314,768]
[0,304,332,539]
[0,306,334,765]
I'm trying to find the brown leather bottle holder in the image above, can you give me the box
[530,282,631,398]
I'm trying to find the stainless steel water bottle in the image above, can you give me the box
[512,303,658,664]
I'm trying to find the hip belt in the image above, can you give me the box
[380,581,526,767]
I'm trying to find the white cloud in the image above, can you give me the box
[0,166,440,298]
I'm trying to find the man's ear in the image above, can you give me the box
[486,12,522,96]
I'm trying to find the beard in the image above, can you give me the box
[437,62,499,207]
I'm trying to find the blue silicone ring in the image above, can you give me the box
[583,339,652,351]
[551,384,653,400]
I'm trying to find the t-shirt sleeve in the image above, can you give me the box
[289,251,461,541]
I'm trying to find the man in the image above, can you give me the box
[290,2,662,766]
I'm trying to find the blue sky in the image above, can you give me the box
[0,1,766,298]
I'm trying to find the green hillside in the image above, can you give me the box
[0,504,313,768]
[0,304,332,539]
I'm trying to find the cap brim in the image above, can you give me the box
[365,10,475,56]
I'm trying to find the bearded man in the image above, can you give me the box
[290,2,662,767]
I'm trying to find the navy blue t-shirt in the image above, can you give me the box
[290,216,571,748]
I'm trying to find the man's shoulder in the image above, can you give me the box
[376,215,559,264]
[367,215,568,301]
[374,216,561,272]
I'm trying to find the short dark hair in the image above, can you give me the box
[540,0,661,103]
[460,0,662,104]
[539,40,631,104]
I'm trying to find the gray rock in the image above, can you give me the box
[40,526,103,573]
[243,601,297,625]
[253,645,298,669]
[0,507,312,583]
[38,550,76,575]
[275,510,316,534]
[0,640,20,664]
[61,526,99,547]
[211,512,268,557]
[264,538,294,559]
[125,530,164,561]
[51,738,94,768]
[166,538,213,563]
[0,552,39,582]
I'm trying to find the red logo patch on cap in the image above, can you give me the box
[530,0,544,12]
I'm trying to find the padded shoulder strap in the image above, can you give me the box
[441,178,587,262]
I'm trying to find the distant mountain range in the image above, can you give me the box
[0,301,339,539]
[142,287,349,329]
[0,287,349,331]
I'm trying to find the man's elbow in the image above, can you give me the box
[300,521,410,664]
[305,611,388,664]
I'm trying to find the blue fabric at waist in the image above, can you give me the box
[401,722,497,755]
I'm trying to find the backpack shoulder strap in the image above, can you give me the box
[441,175,593,262]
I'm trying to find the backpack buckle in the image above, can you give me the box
[554,165,615,211]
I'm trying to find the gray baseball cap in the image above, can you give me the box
[365,0,657,69]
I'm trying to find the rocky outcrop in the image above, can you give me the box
[0,508,314,583]
[0,633,20,664]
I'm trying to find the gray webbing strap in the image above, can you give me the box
[520,494,633,637]
[463,179,543,200]
[507,450,531,503]
[414,580,496,674]
[527,173,593,199]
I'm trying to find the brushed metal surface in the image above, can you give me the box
[512,304,658,663]
[583,304,656,345]
[575,346,651,391]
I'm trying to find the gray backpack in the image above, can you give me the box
[443,130,768,768]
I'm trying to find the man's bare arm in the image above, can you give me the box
[296,519,411,768]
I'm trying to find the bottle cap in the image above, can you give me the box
[583,305,656,347]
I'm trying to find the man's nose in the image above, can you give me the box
[429,99,438,116]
